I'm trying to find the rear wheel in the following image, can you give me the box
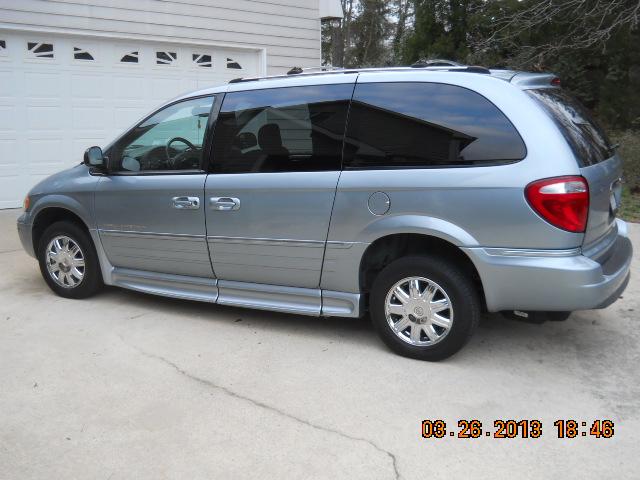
[370,255,480,361]
[37,221,103,299]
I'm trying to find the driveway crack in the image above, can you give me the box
[119,335,400,480]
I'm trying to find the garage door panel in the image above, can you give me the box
[0,105,16,130]
[25,138,64,174]
[25,71,62,98]
[0,71,14,97]
[26,105,63,130]
[71,73,111,99]
[72,106,110,130]
[151,77,183,100]
[0,139,19,170]
[114,76,147,99]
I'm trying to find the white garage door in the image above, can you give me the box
[0,31,261,208]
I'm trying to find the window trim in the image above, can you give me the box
[342,81,528,170]
[105,94,221,176]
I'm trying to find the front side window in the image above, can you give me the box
[210,84,353,173]
[343,82,526,169]
[110,96,214,172]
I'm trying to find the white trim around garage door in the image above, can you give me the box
[0,23,268,76]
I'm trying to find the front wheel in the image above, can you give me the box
[370,255,480,361]
[37,221,103,299]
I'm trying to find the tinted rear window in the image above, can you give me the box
[343,82,526,169]
[527,88,613,167]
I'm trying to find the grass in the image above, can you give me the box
[610,130,640,223]
[620,186,640,223]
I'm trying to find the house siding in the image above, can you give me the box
[0,0,321,74]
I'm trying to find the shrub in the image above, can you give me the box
[610,130,640,193]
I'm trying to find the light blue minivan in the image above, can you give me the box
[17,66,633,360]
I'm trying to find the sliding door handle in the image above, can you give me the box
[172,196,200,210]
[210,197,241,211]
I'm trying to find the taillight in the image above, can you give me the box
[525,176,589,232]
[551,77,561,86]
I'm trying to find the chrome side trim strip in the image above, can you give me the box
[325,241,365,249]
[99,229,206,240]
[207,235,324,247]
[482,247,582,258]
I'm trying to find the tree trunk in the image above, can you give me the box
[344,0,354,66]
[331,22,344,67]
[393,0,410,62]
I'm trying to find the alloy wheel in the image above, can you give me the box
[384,276,454,346]
[45,235,85,288]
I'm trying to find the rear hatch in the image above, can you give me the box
[527,88,622,252]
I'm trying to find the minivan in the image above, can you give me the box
[17,66,633,360]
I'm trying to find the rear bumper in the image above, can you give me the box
[464,220,633,312]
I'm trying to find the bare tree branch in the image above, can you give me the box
[473,0,640,67]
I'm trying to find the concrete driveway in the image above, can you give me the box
[1,208,638,479]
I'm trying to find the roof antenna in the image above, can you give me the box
[287,66,303,75]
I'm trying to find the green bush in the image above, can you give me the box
[610,130,640,193]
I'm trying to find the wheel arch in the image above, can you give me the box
[31,203,92,254]
[358,232,486,311]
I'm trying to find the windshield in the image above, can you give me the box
[527,88,613,167]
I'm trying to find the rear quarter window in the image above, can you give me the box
[343,82,526,169]
[527,88,613,167]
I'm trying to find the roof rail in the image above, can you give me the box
[411,59,461,68]
[228,64,493,85]
[229,66,356,84]
[458,66,491,74]
[287,65,346,75]
[410,60,491,74]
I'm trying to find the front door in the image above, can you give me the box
[95,96,216,278]
[204,82,354,289]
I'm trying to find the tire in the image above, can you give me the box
[37,221,103,299]
[370,255,480,361]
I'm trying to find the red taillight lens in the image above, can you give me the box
[525,176,589,232]
[551,77,561,86]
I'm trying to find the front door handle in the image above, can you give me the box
[172,196,200,210]
[210,197,241,211]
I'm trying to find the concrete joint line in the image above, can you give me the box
[119,334,400,480]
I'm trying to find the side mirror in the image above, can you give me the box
[84,146,106,169]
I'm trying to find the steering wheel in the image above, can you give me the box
[166,137,196,167]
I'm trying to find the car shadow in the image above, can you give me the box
[95,285,626,365]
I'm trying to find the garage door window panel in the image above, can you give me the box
[120,51,139,64]
[27,42,54,59]
[227,57,242,69]
[156,51,177,65]
[193,54,212,68]
[73,47,94,61]
[109,96,215,173]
